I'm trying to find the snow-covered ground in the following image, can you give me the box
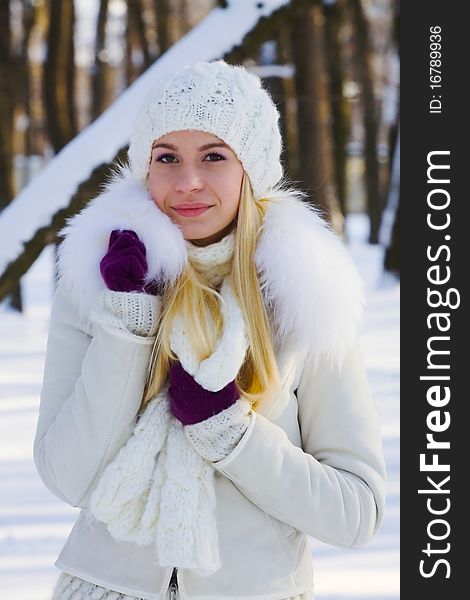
[0,213,399,599]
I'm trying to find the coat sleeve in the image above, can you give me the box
[211,338,387,548]
[33,281,157,509]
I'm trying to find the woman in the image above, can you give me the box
[35,60,387,600]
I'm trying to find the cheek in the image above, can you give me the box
[223,191,241,217]
[147,172,167,212]
[214,165,243,208]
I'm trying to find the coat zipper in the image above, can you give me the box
[168,567,178,599]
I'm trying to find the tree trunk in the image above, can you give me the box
[91,0,110,120]
[266,76,289,176]
[384,202,400,274]
[44,0,77,153]
[125,3,139,85]
[153,0,170,54]
[382,122,399,274]
[14,1,37,186]
[257,40,290,185]
[0,0,14,211]
[274,23,299,183]
[383,128,400,275]
[22,1,36,155]
[24,0,48,160]
[348,0,382,243]
[290,2,344,234]
[127,0,151,70]
[0,0,23,311]
[323,0,351,216]
[386,0,400,177]
[179,0,191,35]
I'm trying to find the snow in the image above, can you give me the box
[0,0,292,275]
[308,214,400,598]
[0,213,399,599]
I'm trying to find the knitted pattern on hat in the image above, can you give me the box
[128,60,283,199]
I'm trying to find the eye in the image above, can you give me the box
[156,153,177,163]
[203,152,225,162]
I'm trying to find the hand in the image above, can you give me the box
[100,229,162,294]
[168,361,239,425]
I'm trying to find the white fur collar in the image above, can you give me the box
[57,167,364,364]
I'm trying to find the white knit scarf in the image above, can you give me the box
[89,232,248,576]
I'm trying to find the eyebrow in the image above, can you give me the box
[151,142,231,151]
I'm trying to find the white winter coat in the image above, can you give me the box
[34,170,387,600]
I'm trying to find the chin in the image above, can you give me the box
[182,228,211,241]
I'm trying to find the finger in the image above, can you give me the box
[108,230,145,253]
[108,241,147,258]
[105,274,143,293]
[102,253,147,280]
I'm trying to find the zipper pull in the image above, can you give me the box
[168,567,178,600]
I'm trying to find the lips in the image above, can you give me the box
[173,203,213,217]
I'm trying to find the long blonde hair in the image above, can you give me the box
[141,173,281,412]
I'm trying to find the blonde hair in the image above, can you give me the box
[141,173,281,413]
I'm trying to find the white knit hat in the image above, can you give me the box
[128,60,283,199]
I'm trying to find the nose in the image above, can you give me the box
[173,165,204,194]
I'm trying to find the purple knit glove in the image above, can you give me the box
[168,361,239,425]
[99,229,162,294]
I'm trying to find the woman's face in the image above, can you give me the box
[147,130,244,246]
